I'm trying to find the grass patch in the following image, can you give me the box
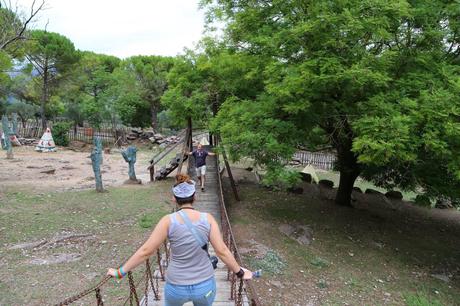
[224,171,460,306]
[404,292,443,306]
[309,256,329,268]
[138,214,157,228]
[0,183,172,305]
[245,250,286,275]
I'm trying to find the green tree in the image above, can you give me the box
[203,0,460,206]
[162,43,264,129]
[25,30,80,128]
[119,55,174,130]
[0,0,45,51]
[5,100,39,127]
[77,52,120,127]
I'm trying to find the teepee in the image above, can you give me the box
[301,164,319,183]
[199,136,210,146]
[35,128,57,152]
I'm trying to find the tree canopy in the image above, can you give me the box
[201,0,460,206]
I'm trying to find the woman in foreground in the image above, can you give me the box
[107,173,252,305]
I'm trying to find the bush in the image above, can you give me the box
[52,122,72,146]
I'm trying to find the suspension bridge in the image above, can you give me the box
[54,130,260,306]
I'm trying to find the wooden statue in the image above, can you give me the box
[90,136,104,192]
[122,146,140,183]
[1,115,13,159]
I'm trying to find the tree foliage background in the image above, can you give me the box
[1,0,460,207]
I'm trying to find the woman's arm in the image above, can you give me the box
[208,214,252,279]
[107,215,170,278]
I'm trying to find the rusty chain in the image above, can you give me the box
[95,288,104,306]
[54,275,111,306]
[145,258,160,302]
[128,272,140,306]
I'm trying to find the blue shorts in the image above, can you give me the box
[164,276,216,306]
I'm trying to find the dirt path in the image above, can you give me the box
[0,145,154,193]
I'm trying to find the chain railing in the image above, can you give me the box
[213,140,261,306]
[54,132,261,306]
[54,243,167,306]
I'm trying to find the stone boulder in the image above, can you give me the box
[352,186,363,193]
[385,190,403,200]
[319,179,334,189]
[287,186,303,194]
[300,172,312,183]
[278,224,313,245]
[365,188,382,195]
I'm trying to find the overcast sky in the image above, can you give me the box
[14,0,207,58]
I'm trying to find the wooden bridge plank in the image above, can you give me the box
[143,148,248,305]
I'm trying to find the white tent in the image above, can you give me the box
[35,128,56,152]
[199,136,210,146]
[301,164,319,183]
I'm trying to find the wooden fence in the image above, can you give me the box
[293,150,336,170]
[14,120,132,145]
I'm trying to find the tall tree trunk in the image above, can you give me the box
[335,166,360,206]
[150,101,159,132]
[330,118,361,206]
[41,61,48,129]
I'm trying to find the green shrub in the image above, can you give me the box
[404,293,443,306]
[52,122,72,146]
[138,214,155,228]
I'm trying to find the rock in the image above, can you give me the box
[352,186,363,193]
[131,128,142,135]
[40,168,55,174]
[149,137,156,144]
[141,131,154,139]
[278,224,295,236]
[278,224,313,245]
[370,241,384,249]
[29,253,81,265]
[153,133,164,140]
[435,198,453,209]
[385,190,403,199]
[319,179,334,188]
[127,134,137,140]
[365,188,382,195]
[270,280,283,288]
[287,187,304,194]
[300,172,312,183]
[431,274,450,283]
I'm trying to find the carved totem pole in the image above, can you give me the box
[121,146,140,183]
[90,137,104,192]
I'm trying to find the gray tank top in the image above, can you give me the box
[165,212,214,285]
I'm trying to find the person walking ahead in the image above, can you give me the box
[107,174,252,306]
[188,144,216,192]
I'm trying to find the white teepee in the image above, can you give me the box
[35,128,57,152]
[199,136,210,146]
[301,164,319,183]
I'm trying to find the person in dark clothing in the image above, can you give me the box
[188,144,216,192]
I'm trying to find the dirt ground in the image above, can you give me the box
[224,168,460,306]
[0,144,156,193]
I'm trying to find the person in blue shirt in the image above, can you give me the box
[188,144,216,192]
